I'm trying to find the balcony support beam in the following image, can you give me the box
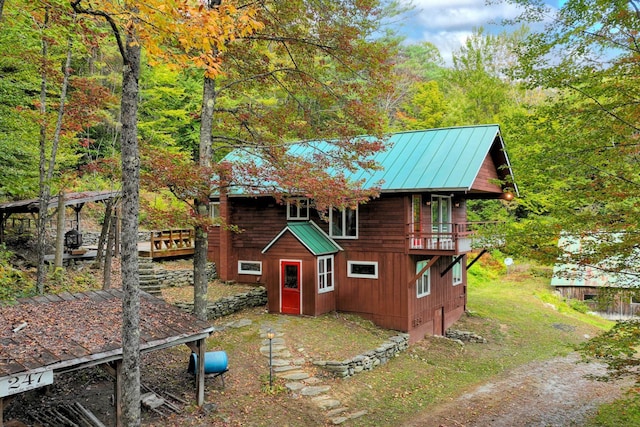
[441,254,465,277]
[466,249,488,270]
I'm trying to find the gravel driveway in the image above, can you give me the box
[402,353,633,427]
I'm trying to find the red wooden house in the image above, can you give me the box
[208,125,517,343]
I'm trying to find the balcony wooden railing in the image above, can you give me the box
[408,222,505,254]
[138,228,195,258]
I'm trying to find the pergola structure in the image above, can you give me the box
[0,289,215,426]
[0,190,120,244]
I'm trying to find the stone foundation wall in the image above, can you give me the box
[313,334,410,378]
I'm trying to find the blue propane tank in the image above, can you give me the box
[188,351,228,374]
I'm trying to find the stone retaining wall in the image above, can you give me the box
[312,334,410,378]
[445,329,487,344]
[155,263,217,288]
[174,287,268,320]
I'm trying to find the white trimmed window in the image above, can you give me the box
[209,202,220,225]
[238,260,262,275]
[318,255,334,293]
[416,260,431,298]
[330,206,358,238]
[347,261,378,279]
[452,260,463,286]
[287,198,309,220]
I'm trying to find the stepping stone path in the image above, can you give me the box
[258,326,368,425]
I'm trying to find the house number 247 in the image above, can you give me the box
[0,370,54,397]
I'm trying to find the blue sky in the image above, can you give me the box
[395,0,563,65]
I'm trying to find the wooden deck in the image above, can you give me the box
[138,228,195,259]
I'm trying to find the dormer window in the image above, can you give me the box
[287,198,309,220]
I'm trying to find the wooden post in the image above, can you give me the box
[114,207,120,257]
[196,338,206,406]
[54,191,65,267]
[114,360,123,427]
[1,396,4,427]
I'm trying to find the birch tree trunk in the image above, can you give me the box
[35,7,50,294]
[193,75,215,321]
[193,0,220,321]
[119,31,142,426]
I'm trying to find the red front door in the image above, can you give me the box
[281,261,301,314]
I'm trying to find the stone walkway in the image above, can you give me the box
[257,325,368,425]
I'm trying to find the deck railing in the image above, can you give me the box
[408,222,505,253]
[149,228,195,257]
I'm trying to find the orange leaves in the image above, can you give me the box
[76,0,263,78]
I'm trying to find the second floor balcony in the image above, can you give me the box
[407,222,505,255]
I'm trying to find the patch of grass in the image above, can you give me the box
[160,256,622,427]
[334,268,616,426]
[585,392,640,427]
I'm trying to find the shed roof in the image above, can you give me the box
[262,221,343,256]
[224,125,517,196]
[0,289,214,381]
[0,190,120,216]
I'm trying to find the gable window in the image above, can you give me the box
[209,202,220,224]
[238,260,262,275]
[287,198,309,220]
[347,261,378,279]
[330,206,358,239]
[318,255,334,293]
[452,260,463,286]
[416,260,431,298]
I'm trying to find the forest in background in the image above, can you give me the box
[2,0,638,268]
[1,0,639,422]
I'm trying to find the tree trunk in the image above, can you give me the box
[35,8,50,294]
[119,31,141,426]
[193,75,215,321]
[94,197,114,269]
[103,212,114,290]
[36,25,74,293]
[193,209,209,321]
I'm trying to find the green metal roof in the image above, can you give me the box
[224,125,516,194]
[262,221,343,256]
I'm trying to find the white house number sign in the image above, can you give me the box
[0,370,54,397]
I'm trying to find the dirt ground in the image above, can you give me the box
[402,353,634,427]
[5,343,633,426]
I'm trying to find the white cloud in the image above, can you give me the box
[396,0,530,65]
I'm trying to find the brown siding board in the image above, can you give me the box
[470,155,502,193]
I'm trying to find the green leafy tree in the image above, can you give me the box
[444,27,527,126]
[383,41,445,130]
[396,80,447,130]
[502,0,640,266]
[502,0,640,382]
